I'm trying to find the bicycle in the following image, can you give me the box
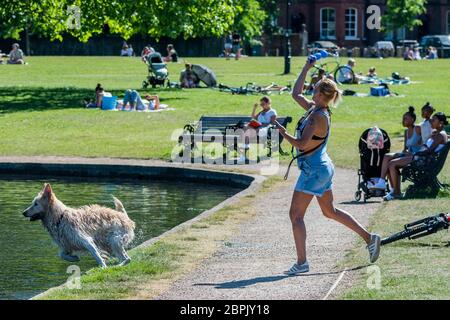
[309,53,355,85]
[381,213,450,246]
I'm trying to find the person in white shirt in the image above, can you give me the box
[238,96,277,162]
[413,48,422,60]
[418,112,448,154]
[127,45,134,57]
[337,59,362,84]
[419,102,435,143]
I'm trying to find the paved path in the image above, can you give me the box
[157,167,381,300]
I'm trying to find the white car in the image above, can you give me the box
[372,41,395,57]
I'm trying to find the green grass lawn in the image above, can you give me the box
[1,56,449,300]
[0,56,448,174]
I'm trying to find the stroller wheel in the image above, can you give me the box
[354,191,362,202]
[363,193,369,203]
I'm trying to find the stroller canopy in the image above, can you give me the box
[192,64,217,87]
[146,52,164,64]
[146,52,168,80]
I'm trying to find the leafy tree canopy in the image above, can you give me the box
[0,0,267,42]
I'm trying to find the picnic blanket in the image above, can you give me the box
[359,76,411,85]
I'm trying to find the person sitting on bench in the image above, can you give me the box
[238,96,277,162]
[416,112,448,155]
[368,107,422,196]
[370,111,448,201]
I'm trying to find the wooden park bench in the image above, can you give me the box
[402,140,450,198]
[178,115,292,162]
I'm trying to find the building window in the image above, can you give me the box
[320,8,336,39]
[447,11,450,34]
[345,8,357,39]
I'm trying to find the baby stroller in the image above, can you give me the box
[142,52,169,88]
[355,127,391,202]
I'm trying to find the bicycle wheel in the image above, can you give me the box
[321,61,339,76]
[334,65,355,85]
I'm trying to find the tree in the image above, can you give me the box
[259,0,280,35]
[0,0,262,42]
[381,0,427,41]
[232,0,267,41]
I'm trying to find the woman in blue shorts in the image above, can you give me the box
[275,58,381,275]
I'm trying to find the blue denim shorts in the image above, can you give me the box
[295,160,334,197]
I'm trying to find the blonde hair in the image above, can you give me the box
[316,78,342,108]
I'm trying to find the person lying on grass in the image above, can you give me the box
[237,96,277,163]
[370,111,448,201]
[120,89,160,111]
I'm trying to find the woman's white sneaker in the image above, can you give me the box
[367,234,381,263]
[284,261,309,276]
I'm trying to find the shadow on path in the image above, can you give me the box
[193,264,370,289]
[339,200,381,205]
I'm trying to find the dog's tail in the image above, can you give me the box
[112,196,128,217]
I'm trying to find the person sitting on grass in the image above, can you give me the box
[337,58,362,84]
[164,44,178,63]
[7,43,25,64]
[413,48,422,60]
[141,46,154,63]
[238,96,277,163]
[85,83,107,108]
[368,107,423,200]
[180,63,199,88]
[419,102,435,143]
[425,47,438,60]
[305,68,331,94]
[403,47,414,61]
[367,67,377,78]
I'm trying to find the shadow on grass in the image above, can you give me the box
[0,86,92,114]
[386,241,450,249]
[193,265,369,289]
[0,86,187,114]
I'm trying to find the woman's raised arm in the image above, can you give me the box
[292,59,315,111]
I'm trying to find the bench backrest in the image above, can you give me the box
[433,141,450,175]
[196,115,292,134]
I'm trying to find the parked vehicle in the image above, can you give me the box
[420,35,450,58]
[397,40,419,49]
[308,41,339,54]
[371,41,395,58]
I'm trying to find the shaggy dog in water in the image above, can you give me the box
[22,183,135,268]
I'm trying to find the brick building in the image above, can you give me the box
[266,0,450,55]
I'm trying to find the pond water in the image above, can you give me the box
[0,176,242,300]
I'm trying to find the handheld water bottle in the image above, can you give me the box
[308,50,329,64]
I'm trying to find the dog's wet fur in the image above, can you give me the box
[23,183,135,268]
